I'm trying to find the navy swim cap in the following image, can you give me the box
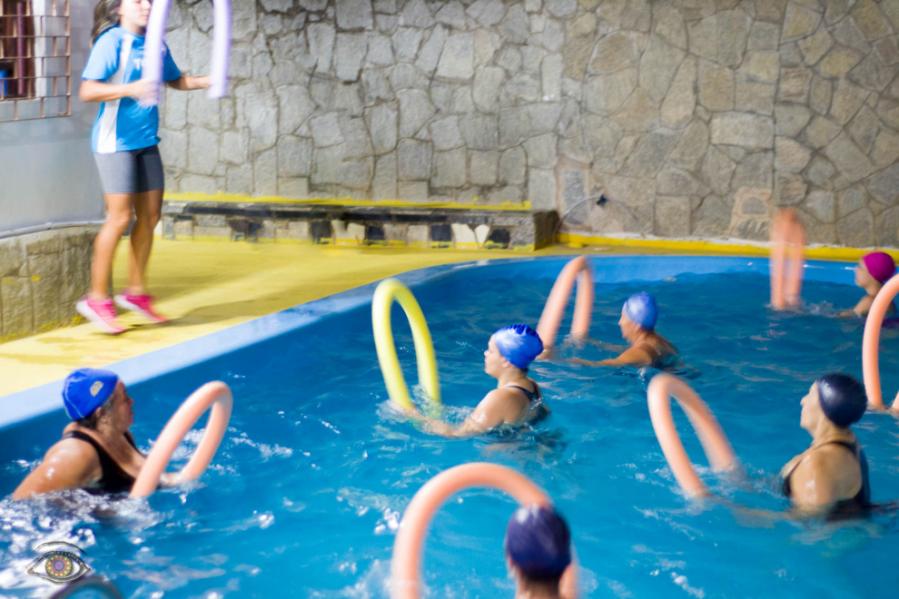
[816,373,867,428]
[622,292,658,330]
[505,505,571,581]
[492,324,544,370]
[62,368,119,420]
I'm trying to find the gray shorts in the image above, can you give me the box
[93,145,164,195]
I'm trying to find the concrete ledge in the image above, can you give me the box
[0,226,97,341]
[162,200,559,250]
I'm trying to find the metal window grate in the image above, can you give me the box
[0,0,70,122]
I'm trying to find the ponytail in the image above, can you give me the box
[91,0,121,44]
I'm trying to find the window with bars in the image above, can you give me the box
[0,0,70,122]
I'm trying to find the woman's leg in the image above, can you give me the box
[127,187,162,295]
[89,193,134,299]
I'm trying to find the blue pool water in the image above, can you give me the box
[1,256,898,597]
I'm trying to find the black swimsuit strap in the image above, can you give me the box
[504,382,541,402]
[63,430,137,494]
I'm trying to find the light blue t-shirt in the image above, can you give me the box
[82,26,181,154]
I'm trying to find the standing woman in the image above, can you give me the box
[77,0,209,333]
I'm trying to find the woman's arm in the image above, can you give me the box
[570,345,654,367]
[418,392,508,438]
[849,296,873,317]
[79,79,156,103]
[166,75,211,91]
[12,442,98,500]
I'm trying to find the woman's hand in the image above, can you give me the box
[128,79,158,104]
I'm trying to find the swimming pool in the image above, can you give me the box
[1,256,897,597]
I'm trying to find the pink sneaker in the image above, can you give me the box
[114,293,168,323]
[76,297,126,334]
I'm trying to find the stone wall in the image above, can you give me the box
[161,0,899,247]
[0,227,96,341]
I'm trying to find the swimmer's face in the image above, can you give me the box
[800,382,821,433]
[618,311,637,341]
[855,260,875,288]
[484,337,504,376]
[119,0,152,29]
[108,381,134,430]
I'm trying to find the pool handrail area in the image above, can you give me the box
[391,462,577,599]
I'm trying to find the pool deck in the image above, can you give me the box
[0,236,870,400]
[0,240,580,399]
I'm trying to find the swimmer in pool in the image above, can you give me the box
[840,251,896,318]
[571,292,677,368]
[506,505,572,599]
[780,374,871,517]
[12,368,172,499]
[417,325,547,437]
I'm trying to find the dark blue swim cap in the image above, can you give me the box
[622,292,658,330]
[816,373,867,428]
[492,324,544,370]
[62,368,119,420]
[505,505,571,581]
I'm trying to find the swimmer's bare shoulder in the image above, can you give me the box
[478,387,530,425]
[789,449,860,509]
[12,438,100,500]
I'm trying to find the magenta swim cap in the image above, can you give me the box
[862,251,896,284]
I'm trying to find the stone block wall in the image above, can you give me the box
[0,227,96,341]
[160,0,899,247]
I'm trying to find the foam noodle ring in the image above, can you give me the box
[372,279,440,413]
[143,0,231,104]
[647,374,737,498]
[769,208,805,310]
[536,256,594,349]
[130,381,233,498]
[862,275,899,412]
[391,463,578,599]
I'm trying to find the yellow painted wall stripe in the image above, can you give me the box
[559,232,898,262]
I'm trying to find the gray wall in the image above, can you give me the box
[160,0,899,247]
[0,0,103,237]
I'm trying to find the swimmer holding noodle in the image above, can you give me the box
[572,292,676,369]
[415,325,548,438]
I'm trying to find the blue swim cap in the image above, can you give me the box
[62,368,119,420]
[505,505,571,581]
[492,324,544,370]
[816,373,867,428]
[622,292,658,330]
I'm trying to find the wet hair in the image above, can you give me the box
[91,0,122,43]
[75,409,103,430]
[505,505,571,583]
[816,373,867,428]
